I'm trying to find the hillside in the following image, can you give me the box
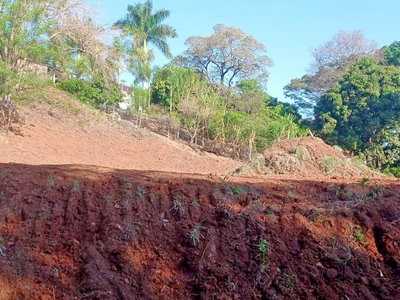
[0,88,399,300]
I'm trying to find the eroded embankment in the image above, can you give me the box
[0,164,399,299]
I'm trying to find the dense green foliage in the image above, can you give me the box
[151,66,306,159]
[315,58,400,169]
[57,78,123,108]
[383,41,400,67]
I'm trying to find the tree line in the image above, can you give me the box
[2,0,400,174]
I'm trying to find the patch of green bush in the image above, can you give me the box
[57,78,123,109]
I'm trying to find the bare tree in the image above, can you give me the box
[175,24,273,88]
[308,30,382,93]
[284,30,383,117]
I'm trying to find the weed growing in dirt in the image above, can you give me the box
[266,205,275,215]
[135,185,146,201]
[46,173,55,188]
[277,274,295,291]
[234,186,245,195]
[360,177,369,188]
[37,207,46,219]
[72,180,80,192]
[190,200,200,207]
[171,199,185,216]
[102,195,113,202]
[258,239,268,268]
[187,224,203,246]
[369,185,386,198]
[353,225,368,247]
[0,237,5,255]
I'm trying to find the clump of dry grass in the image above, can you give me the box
[264,150,304,174]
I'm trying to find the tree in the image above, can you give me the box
[0,0,118,92]
[113,0,177,87]
[152,64,204,113]
[284,30,381,117]
[175,24,273,88]
[382,41,400,67]
[315,58,400,169]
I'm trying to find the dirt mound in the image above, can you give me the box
[241,137,376,179]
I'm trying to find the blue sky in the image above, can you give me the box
[100,0,399,102]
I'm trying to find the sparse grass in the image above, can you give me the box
[321,157,343,175]
[135,185,146,201]
[72,180,80,192]
[37,207,46,218]
[277,274,295,290]
[369,185,386,198]
[266,205,275,215]
[190,200,200,207]
[187,224,204,246]
[0,237,5,255]
[46,173,55,188]
[102,195,113,202]
[265,150,303,174]
[170,199,185,216]
[290,146,311,161]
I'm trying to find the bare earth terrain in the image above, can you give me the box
[0,88,399,299]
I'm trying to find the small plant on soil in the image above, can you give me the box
[187,224,203,246]
[266,205,275,215]
[258,239,268,268]
[353,225,368,247]
[102,195,113,202]
[135,185,146,201]
[234,186,245,195]
[360,177,369,188]
[46,173,55,188]
[37,207,46,219]
[72,180,80,192]
[190,200,200,207]
[170,199,185,216]
[0,237,5,255]
[277,274,295,291]
[369,185,386,198]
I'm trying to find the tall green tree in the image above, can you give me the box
[113,0,177,87]
[315,57,400,169]
[382,41,400,67]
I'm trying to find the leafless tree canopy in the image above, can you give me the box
[176,24,273,88]
[308,30,382,93]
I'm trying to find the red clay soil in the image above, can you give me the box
[0,89,399,299]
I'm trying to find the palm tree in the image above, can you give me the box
[114,1,177,88]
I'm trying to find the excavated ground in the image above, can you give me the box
[0,88,399,299]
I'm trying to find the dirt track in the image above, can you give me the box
[0,90,399,299]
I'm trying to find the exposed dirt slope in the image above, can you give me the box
[0,87,240,174]
[0,88,399,300]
